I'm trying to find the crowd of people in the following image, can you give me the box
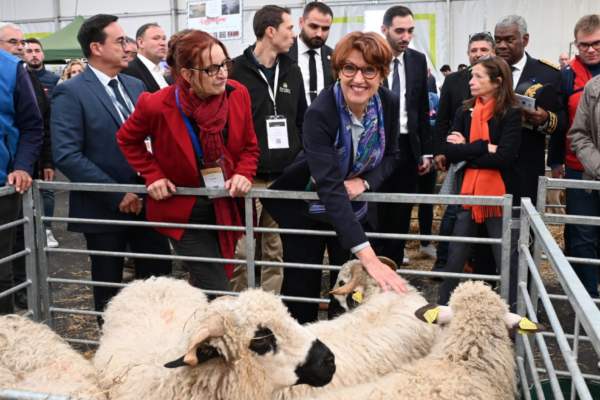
[1,3,600,324]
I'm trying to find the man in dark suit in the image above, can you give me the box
[494,15,567,205]
[374,6,432,266]
[51,14,171,320]
[121,23,169,93]
[285,2,334,106]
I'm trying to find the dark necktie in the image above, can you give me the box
[108,79,131,119]
[511,66,517,72]
[392,58,401,97]
[308,50,318,103]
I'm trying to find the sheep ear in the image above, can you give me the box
[503,313,547,334]
[164,346,220,369]
[414,303,454,325]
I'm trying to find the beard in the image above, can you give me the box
[385,34,407,54]
[26,60,42,69]
[300,30,325,50]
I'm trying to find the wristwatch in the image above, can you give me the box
[363,179,371,192]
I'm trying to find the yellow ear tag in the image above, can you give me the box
[423,307,440,324]
[518,317,538,334]
[352,291,364,304]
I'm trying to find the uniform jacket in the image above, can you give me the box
[51,67,147,233]
[285,37,335,88]
[117,80,260,241]
[262,85,401,250]
[121,56,169,94]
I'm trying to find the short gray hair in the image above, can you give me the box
[496,15,528,38]
[0,22,22,39]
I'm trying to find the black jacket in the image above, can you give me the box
[382,48,432,161]
[285,37,335,89]
[445,107,523,206]
[433,67,471,156]
[262,86,401,250]
[121,56,166,93]
[229,47,308,181]
[28,71,53,172]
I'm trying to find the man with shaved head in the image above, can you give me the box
[559,52,570,69]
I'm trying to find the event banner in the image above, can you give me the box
[187,0,242,41]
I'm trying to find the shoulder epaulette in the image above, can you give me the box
[539,58,560,70]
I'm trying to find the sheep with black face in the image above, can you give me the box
[93,277,336,400]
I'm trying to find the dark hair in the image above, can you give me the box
[331,31,392,81]
[458,63,468,69]
[136,23,161,41]
[25,38,43,51]
[253,5,290,40]
[468,32,494,51]
[126,37,138,48]
[440,64,451,72]
[463,55,519,116]
[166,29,230,84]
[302,2,333,19]
[77,14,119,58]
[383,6,413,28]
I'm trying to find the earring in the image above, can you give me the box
[379,81,383,86]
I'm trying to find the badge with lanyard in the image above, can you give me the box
[175,87,227,191]
[259,64,289,149]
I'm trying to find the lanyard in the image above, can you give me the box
[257,62,280,115]
[105,83,133,121]
[175,87,203,159]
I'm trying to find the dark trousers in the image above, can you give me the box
[0,193,21,314]
[84,225,172,315]
[438,208,519,309]
[280,220,352,325]
[169,197,230,292]
[373,135,418,266]
[417,169,438,246]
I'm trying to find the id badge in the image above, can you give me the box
[266,116,289,149]
[145,136,153,153]
[200,167,225,189]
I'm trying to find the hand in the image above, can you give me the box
[344,178,366,200]
[6,170,32,193]
[488,144,498,153]
[523,107,549,127]
[355,246,408,294]
[552,165,566,179]
[43,168,55,181]
[447,131,466,145]
[434,155,447,171]
[418,157,432,176]
[225,174,252,197]
[148,178,177,201]
[119,193,143,215]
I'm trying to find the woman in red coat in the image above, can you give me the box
[117,30,259,292]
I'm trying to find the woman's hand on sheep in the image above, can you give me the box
[356,246,408,295]
[344,178,366,200]
[148,178,177,201]
[446,131,466,145]
[225,174,252,197]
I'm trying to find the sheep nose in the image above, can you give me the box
[323,353,335,367]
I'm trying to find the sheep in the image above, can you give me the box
[92,276,336,400]
[294,280,546,400]
[0,314,106,399]
[276,257,440,399]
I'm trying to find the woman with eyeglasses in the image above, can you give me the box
[117,29,259,292]
[262,31,408,324]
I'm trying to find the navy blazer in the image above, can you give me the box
[262,85,401,250]
[51,67,147,233]
[382,48,432,161]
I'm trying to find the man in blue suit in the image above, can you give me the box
[51,14,171,319]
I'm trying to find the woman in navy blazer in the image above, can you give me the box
[262,32,408,324]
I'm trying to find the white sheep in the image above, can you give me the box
[0,314,106,399]
[93,276,336,400]
[294,280,546,400]
[276,257,441,399]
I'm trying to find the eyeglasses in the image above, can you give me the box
[189,59,234,76]
[469,31,492,40]
[577,40,600,52]
[340,63,379,80]
[99,39,129,50]
[0,39,28,48]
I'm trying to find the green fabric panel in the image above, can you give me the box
[39,16,85,61]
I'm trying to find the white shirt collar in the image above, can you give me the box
[512,54,527,71]
[393,52,405,65]
[87,64,116,87]
[137,54,162,74]
[298,38,320,57]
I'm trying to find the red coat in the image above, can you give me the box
[117,80,259,245]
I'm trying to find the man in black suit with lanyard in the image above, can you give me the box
[374,5,432,267]
[494,15,567,205]
[286,2,334,106]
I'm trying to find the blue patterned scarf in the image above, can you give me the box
[307,82,386,219]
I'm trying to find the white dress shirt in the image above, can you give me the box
[386,53,408,134]
[511,54,527,90]
[88,65,135,124]
[138,54,169,89]
[297,38,325,106]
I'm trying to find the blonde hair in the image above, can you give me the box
[62,59,86,80]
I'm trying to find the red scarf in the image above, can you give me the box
[177,76,242,279]
[460,97,506,222]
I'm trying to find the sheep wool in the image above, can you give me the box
[0,314,106,399]
[295,281,518,400]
